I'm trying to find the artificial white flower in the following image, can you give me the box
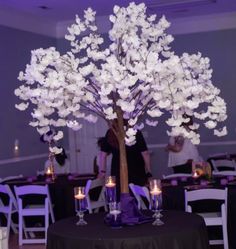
[66,120,82,130]
[166,117,183,127]
[145,119,158,126]
[125,135,136,146]
[49,146,63,154]
[205,120,217,129]
[15,102,29,111]
[128,117,138,126]
[159,99,171,109]
[53,131,64,141]
[214,126,227,137]
[29,121,38,127]
[147,109,163,118]
[84,114,98,123]
[126,128,137,137]
[37,126,50,135]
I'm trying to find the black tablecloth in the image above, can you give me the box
[47,210,209,249]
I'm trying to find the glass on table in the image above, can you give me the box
[105,176,116,204]
[149,179,164,226]
[151,193,164,226]
[74,187,87,226]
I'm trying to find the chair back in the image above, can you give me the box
[210,159,236,172]
[14,185,49,214]
[0,184,19,237]
[0,184,10,195]
[212,170,236,176]
[84,179,92,196]
[1,175,24,183]
[89,178,104,190]
[14,185,48,197]
[87,178,107,213]
[185,188,228,248]
[162,173,192,179]
[129,183,151,209]
[14,185,50,245]
[185,188,227,205]
[14,185,53,217]
[0,184,17,210]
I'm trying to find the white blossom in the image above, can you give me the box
[67,120,82,130]
[134,123,144,130]
[147,109,163,118]
[49,146,63,154]
[84,114,98,123]
[146,119,158,126]
[37,127,50,135]
[15,102,29,111]
[205,120,217,129]
[53,131,64,141]
[214,126,227,137]
[126,128,137,137]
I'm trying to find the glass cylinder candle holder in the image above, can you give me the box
[149,179,164,226]
[105,176,116,204]
[74,187,87,226]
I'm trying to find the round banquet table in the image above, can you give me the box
[46,210,210,249]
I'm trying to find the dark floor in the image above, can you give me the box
[9,234,45,249]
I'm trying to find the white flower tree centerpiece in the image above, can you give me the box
[15,2,227,221]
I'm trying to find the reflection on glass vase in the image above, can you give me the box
[151,194,164,226]
[149,179,164,226]
[74,187,88,226]
[109,202,122,228]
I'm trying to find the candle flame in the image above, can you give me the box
[193,171,198,178]
[150,186,161,196]
[46,167,52,175]
[75,187,85,199]
[74,194,85,200]
[105,176,116,187]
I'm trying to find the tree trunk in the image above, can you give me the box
[116,109,129,194]
[118,137,129,193]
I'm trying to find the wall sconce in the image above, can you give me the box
[14,139,19,157]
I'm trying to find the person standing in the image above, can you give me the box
[44,147,70,174]
[166,114,202,173]
[100,128,152,199]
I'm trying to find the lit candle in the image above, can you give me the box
[75,193,86,200]
[150,179,162,195]
[192,171,199,178]
[46,167,52,175]
[75,188,86,200]
[150,186,162,196]
[105,176,116,188]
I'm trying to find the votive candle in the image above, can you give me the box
[105,176,116,188]
[75,187,86,200]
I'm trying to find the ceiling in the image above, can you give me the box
[0,0,236,37]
